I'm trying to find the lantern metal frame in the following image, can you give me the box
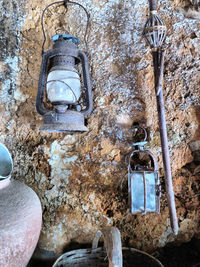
[127,128,161,215]
[36,0,93,132]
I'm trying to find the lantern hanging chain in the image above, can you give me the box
[41,0,90,55]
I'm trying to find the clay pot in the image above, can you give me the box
[0,143,42,267]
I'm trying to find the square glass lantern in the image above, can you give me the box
[128,142,161,214]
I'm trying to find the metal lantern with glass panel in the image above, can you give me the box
[36,0,92,132]
[128,129,161,214]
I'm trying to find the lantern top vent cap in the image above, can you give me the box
[52,34,79,45]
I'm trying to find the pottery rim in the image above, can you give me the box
[0,143,13,180]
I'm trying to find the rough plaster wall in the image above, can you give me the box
[0,0,200,254]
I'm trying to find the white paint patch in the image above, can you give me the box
[0,5,27,105]
[47,139,80,200]
[62,155,78,164]
[89,193,95,203]
[14,88,28,102]
[116,114,132,125]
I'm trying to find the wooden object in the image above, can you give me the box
[52,226,163,267]
[103,227,123,267]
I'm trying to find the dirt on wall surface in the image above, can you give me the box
[0,0,200,256]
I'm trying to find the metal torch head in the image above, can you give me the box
[144,12,166,49]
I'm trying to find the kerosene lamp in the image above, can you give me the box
[36,0,93,132]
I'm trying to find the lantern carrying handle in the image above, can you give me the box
[128,149,159,173]
[41,0,90,55]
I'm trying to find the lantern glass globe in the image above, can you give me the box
[47,69,81,104]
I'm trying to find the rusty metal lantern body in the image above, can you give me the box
[36,1,92,132]
[128,141,161,214]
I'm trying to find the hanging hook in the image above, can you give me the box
[132,126,147,144]
[125,126,148,166]
[63,0,69,12]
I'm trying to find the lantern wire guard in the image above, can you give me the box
[144,0,178,234]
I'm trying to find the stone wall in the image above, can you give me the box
[0,0,200,255]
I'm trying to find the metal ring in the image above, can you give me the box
[132,126,147,142]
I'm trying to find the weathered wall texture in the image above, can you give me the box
[0,0,200,255]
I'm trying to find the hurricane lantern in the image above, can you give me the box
[36,1,92,132]
[128,140,161,215]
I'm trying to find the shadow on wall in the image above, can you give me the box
[27,241,94,267]
[157,237,200,267]
[27,238,200,267]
